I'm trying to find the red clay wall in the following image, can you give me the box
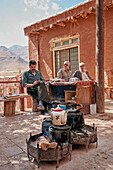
[104,7,113,71]
[37,13,96,80]
[28,7,113,83]
[29,34,37,63]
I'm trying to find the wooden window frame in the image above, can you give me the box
[51,35,80,77]
[0,89,3,98]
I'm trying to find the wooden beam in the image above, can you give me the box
[42,27,49,31]
[56,21,66,27]
[81,11,88,19]
[104,6,109,10]
[70,16,79,25]
[65,17,71,22]
[96,0,105,113]
[28,33,34,36]
[32,31,40,34]
[70,16,77,23]
[89,7,96,14]
[50,24,56,30]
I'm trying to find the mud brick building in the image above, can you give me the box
[24,0,113,88]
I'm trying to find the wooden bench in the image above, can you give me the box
[0,93,30,116]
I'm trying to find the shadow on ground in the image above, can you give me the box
[0,99,113,169]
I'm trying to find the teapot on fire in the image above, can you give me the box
[51,106,67,126]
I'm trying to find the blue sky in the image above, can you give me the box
[0,0,86,48]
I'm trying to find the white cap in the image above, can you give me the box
[64,61,70,65]
[79,62,85,67]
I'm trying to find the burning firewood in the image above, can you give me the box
[39,136,58,151]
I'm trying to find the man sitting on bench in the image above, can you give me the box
[22,60,51,115]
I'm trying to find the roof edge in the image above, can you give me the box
[24,0,93,30]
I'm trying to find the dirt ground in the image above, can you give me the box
[0,99,113,170]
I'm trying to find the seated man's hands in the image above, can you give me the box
[33,80,41,86]
[25,80,43,88]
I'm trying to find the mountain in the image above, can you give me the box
[9,45,22,50]
[0,45,29,75]
[0,46,16,56]
[9,45,29,61]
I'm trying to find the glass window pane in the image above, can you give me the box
[55,49,69,77]
[55,47,79,76]
[70,47,79,73]
[55,51,60,76]
[15,89,17,94]
[72,38,78,43]
[0,89,3,93]
[60,49,69,68]
[55,42,61,47]
[63,40,69,45]
[11,89,14,93]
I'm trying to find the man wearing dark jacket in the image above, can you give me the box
[73,62,93,81]
[22,60,51,114]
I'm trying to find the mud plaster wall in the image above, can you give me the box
[37,13,96,80]
[28,7,113,82]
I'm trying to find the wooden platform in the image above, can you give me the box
[0,93,30,116]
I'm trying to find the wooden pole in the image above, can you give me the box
[19,79,25,111]
[96,0,105,113]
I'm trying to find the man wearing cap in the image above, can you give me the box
[57,61,73,82]
[73,62,93,81]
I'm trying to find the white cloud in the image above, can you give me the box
[45,11,49,16]
[35,13,41,18]
[37,4,49,10]
[24,0,28,5]
[23,0,60,11]
[24,8,27,12]
[24,0,38,7]
[0,0,62,47]
[0,19,29,47]
[52,2,60,11]
[23,0,61,22]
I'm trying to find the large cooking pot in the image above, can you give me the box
[49,124,71,144]
[67,104,84,130]
[67,111,84,130]
[51,107,67,125]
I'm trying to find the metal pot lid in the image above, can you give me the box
[67,108,78,113]
[50,124,71,130]
[43,117,52,122]
[67,112,83,118]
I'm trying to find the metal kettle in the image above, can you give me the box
[51,107,67,125]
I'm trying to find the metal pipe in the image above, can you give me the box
[36,34,39,70]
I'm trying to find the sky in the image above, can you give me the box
[0,0,86,48]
